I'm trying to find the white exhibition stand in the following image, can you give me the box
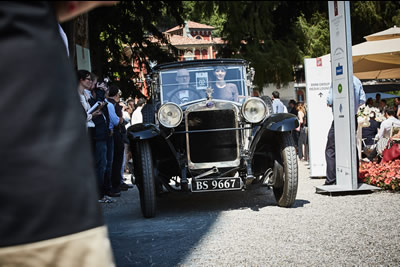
[305,55,333,177]
[315,1,380,194]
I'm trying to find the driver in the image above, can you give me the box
[168,69,200,104]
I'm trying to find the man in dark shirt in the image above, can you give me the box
[362,112,381,147]
[107,85,127,194]
[288,99,298,116]
[361,112,381,162]
[0,2,117,266]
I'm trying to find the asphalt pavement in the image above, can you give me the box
[102,159,400,266]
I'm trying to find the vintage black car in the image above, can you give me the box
[128,59,299,218]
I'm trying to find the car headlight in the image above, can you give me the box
[158,103,183,128]
[241,97,268,123]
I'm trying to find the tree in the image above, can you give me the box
[84,1,399,96]
[189,1,327,90]
[88,1,185,98]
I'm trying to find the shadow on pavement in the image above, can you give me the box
[104,185,308,266]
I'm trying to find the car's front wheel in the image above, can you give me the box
[136,140,156,218]
[273,132,298,207]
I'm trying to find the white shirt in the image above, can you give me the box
[272,99,288,113]
[123,110,131,129]
[131,106,143,125]
[58,24,69,57]
[79,92,95,128]
[377,116,400,139]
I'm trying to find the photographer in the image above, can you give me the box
[107,86,130,194]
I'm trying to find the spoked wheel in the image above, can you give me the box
[136,140,156,218]
[273,132,298,207]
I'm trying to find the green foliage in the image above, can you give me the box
[185,1,226,37]
[295,12,330,60]
[87,1,399,96]
[351,1,400,44]
[88,1,185,98]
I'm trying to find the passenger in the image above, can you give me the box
[212,66,239,102]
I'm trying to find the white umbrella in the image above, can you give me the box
[352,26,400,79]
[364,25,400,41]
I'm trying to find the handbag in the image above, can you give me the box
[381,138,400,163]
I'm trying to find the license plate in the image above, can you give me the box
[191,177,242,192]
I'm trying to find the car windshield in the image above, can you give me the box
[159,65,247,105]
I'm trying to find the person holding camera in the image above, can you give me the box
[106,86,131,194]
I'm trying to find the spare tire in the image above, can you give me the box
[141,103,155,123]
[260,96,274,115]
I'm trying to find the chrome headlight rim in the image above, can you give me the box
[157,102,183,128]
[241,97,268,124]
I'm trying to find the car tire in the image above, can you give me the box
[136,140,156,218]
[273,132,298,207]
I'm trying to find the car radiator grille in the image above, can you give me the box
[187,109,238,163]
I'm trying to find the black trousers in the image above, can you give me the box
[325,120,360,184]
[111,130,124,189]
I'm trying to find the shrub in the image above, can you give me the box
[359,159,400,191]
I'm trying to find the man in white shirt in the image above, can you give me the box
[377,108,400,139]
[272,91,288,113]
[131,98,146,125]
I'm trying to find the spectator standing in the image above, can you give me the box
[121,100,133,174]
[87,83,115,203]
[373,93,381,108]
[123,98,135,173]
[379,99,387,113]
[288,99,299,152]
[324,76,366,185]
[95,77,109,102]
[394,97,400,119]
[104,87,123,197]
[77,69,100,128]
[272,91,288,113]
[77,69,101,154]
[296,102,308,161]
[0,2,117,266]
[366,97,374,108]
[288,99,298,116]
[131,98,146,125]
[107,86,127,193]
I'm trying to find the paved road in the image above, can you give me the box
[102,160,400,266]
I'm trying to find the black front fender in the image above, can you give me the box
[249,113,299,173]
[127,123,160,141]
[261,113,299,132]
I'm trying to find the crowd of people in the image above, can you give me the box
[271,91,309,162]
[77,69,146,203]
[361,94,400,163]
